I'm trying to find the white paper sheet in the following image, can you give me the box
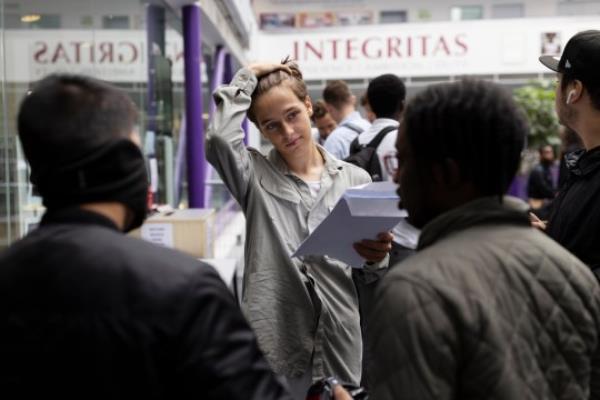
[293,181,407,268]
[141,223,174,248]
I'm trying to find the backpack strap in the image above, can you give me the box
[366,125,397,149]
[341,121,364,134]
[348,136,362,155]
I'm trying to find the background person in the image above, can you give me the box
[322,80,371,160]
[527,143,558,220]
[350,75,419,389]
[357,75,405,184]
[206,60,392,399]
[355,74,419,265]
[311,99,337,145]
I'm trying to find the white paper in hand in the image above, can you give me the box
[293,181,406,268]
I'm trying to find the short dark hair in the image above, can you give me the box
[403,79,527,198]
[18,74,138,173]
[367,74,406,119]
[360,93,369,107]
[311,99,328,122]
[323,80,352,109]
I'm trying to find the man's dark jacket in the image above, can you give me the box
[527,163,556,199]
[548,146,600,275]
[0,207,290,400]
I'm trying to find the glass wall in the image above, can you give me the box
[0,0,194,248]
[0,0,9,248]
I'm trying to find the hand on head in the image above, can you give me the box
[247,62,292,79]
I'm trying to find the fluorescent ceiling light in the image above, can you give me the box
[21,14,41,23]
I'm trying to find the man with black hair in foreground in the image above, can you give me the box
[0,74,314,399]
[368,79,600,399]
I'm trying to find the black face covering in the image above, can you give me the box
[32,139,149,232]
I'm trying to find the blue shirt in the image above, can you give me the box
[323,111,371,160]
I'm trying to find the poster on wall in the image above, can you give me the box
[541,32,562,56]
[297,12,336,28]
[260,13,296,29]
[335,10,373,26]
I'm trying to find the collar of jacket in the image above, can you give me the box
[267,144,344,177]
[339,111,362,127]
[417,196,530,250]
[40,206,120,231]
[565,145,600,177]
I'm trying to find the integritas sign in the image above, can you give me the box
[292,34,468,61]
[254,16,600,80]
[4,17,600,83]
[2,30,188,83]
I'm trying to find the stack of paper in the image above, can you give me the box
[293,181,406,268]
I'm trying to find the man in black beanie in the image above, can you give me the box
[0,75,294,399]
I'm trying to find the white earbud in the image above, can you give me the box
[566,90,576,105]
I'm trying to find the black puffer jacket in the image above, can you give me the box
[548,146,600,274]
[0,208,291,400]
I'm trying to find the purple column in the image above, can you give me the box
[224,52,233,83]
[182,4,205,208]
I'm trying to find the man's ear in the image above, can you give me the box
[324,102,335,115]
[431,158,461,188]
[571,80,584,104]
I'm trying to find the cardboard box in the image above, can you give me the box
[130,208,215,258]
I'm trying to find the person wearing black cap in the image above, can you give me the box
[0,74,296,399]
[537,30,600,278]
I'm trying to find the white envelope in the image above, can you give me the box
[293,181,407,268]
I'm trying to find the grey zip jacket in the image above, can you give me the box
[206,68,383,384]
